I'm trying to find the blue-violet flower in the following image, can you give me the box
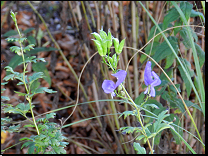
[102,70,127,97]
[144,61,161,97]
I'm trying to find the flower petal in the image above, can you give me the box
[144,61,154,86]
[102,80,116,93]
[150,85,156,97]
[151,71,161,87]
[111,70,127,88]
[144,87,149,95]
[111,92,116,98]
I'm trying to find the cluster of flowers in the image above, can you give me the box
[102,61,161,97]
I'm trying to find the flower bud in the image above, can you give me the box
[117,84,122,92]
[120,91,125,97]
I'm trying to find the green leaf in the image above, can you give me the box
[111,53,117,69]
[45,151,56,154]
[136,135,145,141]
[4,66,18,74]
[59,142,69,147]
[141,41,160,63]
[19,38,27,43]
[169,83,181,94]
[107,30,112,48]
[113,38,119,54]
[91,32,102,42]
[5,55,23,76]
[174,19,183,35]
[51,138,60,146]
[178,58,194,98]
[184,99,201,111]
[16,103,30,112]
[117,38,125,54]
[28,72,44,85]
[46,113,56,119]
[119,111,134,119]
[1,82,8,86]
[190,9,205,22]
[3,30,18,37]
[28,144,36,154]
[164,52,175,69]
[101,40,108,56]
[120,126,142,134]
[159,68,173,82]
[179,27,191,49]
[194,76,199,92]
[23,27,35,35]
[152,36,178,68]
[23,124,36,128]
[10,46,21,55]
[148,24,163,42]
[21,141,34,149]
[163,7,180,30]
[93,40,104,56]
[153,110,169,132]
[30,79,41,92]
[6,37,19,42]
[7,124,20,132]
[143,104,159,109]
[1,96,10,101]
[155,123,171,134]
[53,146,66,154]
[194,42,205,68]
[3,73,15,81]
[24,44,35,52]
[133,142,146,154]
[32,62,51,86]
[37,118,47,123]
[99,30,107,39]
[32,87,57,95]
[134,92,145,105]
[14,91,26,96]
[27,35,36,45]
[180,2,193,21]
[166,114,182,144]
[19,137,32,141]
[161,91,187,117]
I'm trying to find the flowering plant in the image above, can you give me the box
[144,61,161,97]
[102,70,127,97]
[92,29,178,154]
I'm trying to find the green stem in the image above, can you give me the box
[121,84,153,154]
[28,97,39,135]
[14,16,39,135]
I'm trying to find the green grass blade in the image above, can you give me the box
[171,1,205,116]
[139,1,204,116]
[62,113,120,128]
[170,127,196,154]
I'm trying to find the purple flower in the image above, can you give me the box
[144,61,161,97]
[102,70,127,97]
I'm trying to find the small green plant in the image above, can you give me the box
[1,11,68,154]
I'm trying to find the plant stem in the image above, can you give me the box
[14,16,39,135]
[121,84,153,154]
[28,97,39,135]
